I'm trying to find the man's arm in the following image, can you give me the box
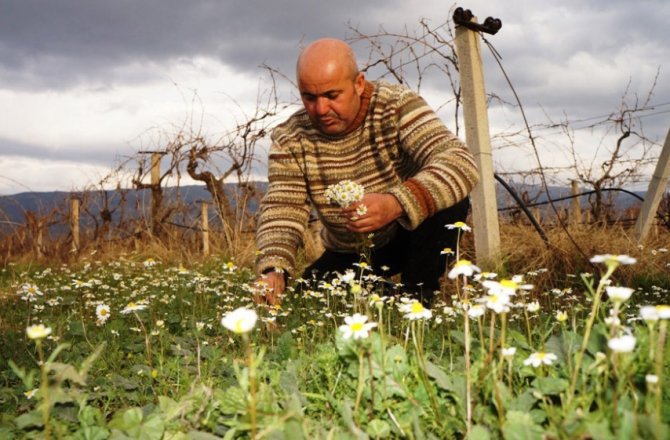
[255,137,311,301]
[384,86,479,230]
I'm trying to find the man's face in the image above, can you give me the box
[298,67,364,135]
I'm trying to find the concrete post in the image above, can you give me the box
[635,128,670,242]
[455,18,501,268]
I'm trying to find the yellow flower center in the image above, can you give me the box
[411,302,424,314]
[351,322,364,332]
[455,259,472,267]
[100,309,108,316]
[500,279,518,289]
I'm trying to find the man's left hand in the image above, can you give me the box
[343,193,404,233]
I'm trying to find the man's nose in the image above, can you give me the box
[315,97,330,116]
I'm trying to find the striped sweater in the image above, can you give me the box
[255,80,479,276]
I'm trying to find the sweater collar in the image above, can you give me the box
[335,80,374,137]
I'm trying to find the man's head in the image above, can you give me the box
[296,38,365,135]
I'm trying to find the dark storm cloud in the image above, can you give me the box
[0,0,394,90]
[0,136,133,165]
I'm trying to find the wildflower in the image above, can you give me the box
[523,351,558,367]
[324,180,365,208]
[26,324,52,340]
[440,247,454,256]
[556,310,568,323]
[481,292,512,314]
[339,313,377,340]
[445,221,472,232]
[608,334,636,353]
[399,299,433,320]
[355,204,368,217]
[646,374,659,385]
[95,304,111,324]
[24,389,38,400]
[143,258,157,268]
[656,305,670,319]
[638,305,658,323]
[448,260,481,279]
[223,261,237,273]
[339,270,356,284]
[590,254,637,269]
[526,301,540,313]
[502,347,517,358]
[18,283,43,302]
[221,307,258,334]
[483,276,533,296]
[196,321,205,331]
[606,286,634,304]
[467,304,486,319]
[120,302,147,314]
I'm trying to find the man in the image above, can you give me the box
[255,38,479,305]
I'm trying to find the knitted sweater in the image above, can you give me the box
[255,80,479,276]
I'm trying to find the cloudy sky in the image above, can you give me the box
[1,0,668,195]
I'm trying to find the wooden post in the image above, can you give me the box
[201,202,210,257]
[570,180,582,225]
[455,18,501,268]
[36,223,44,259]
[70,196,80,253]
[635,127,670,242]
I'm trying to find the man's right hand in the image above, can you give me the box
[255,271,285,306]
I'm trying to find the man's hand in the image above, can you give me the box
[343,193,404,233]
[255,271,285,306]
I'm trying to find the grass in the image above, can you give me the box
[0,223,669,438]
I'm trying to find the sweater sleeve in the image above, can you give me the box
[255,139,311,277]
[386,87,480,230]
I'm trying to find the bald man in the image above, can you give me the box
[255,38,479,305]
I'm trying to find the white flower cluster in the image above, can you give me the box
[324,180,365,209]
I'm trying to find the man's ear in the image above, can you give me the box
[354,72,365,96]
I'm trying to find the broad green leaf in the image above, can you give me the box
[467,425,491,440]
[127,414,164,440]
[185,430,221,440]
[502,410,543,440]
[531,377,568,395]
[367,419,391,439]
[215,386,247,415]
[422,359,453,391]
[585,420,612,440]
[109,407,143,431]
[74,426,110,440]
[14,410,43,430]
[507,389,537,413]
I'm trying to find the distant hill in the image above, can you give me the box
[0,180,646,236]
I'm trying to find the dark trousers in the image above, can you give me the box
[302,197,470,304]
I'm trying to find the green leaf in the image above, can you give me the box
[215,386,247,415]
[467,425,491,440]
[14,410,43,430]
[502,411,544,440]
[74,426,110,440]
[49,362,87,385]
[129,414,164,440]
[531,377,568,395]
[422,359,453,391]
[585,419,612,440]
[507,389,538,413]
[185,430,221,440]
[109,407,143,431]
[367,419,391,439]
